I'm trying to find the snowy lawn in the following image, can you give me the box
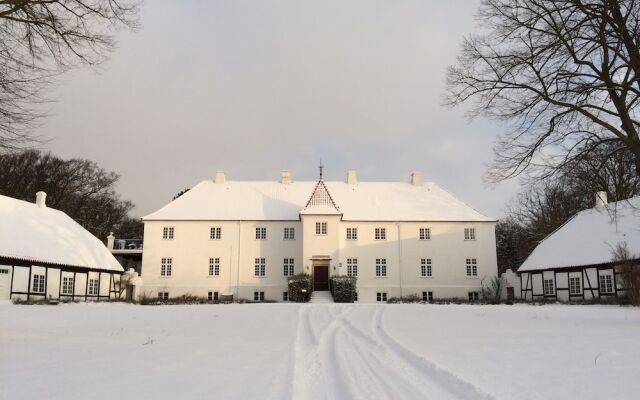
[1,302,638,400]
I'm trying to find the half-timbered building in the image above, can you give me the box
[0,192,124,301]
[516,193,640,302]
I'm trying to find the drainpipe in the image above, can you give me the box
[236,221,241,302]
[396,222,403,299]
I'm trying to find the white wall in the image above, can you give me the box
[141,219,498,303]
[6,264,117,301]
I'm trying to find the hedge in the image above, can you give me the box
[288,273,312,302]
[330,276,357,303]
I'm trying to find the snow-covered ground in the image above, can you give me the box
[1,302,639,400]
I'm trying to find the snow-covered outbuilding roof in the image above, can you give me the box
[518,196,640,272]
[0,194,123,272]
[143,179,493,222]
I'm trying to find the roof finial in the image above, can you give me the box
[319,159,324,181]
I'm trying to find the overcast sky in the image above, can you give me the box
[35,0,519,218]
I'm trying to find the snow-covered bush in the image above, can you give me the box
[387,294,421,304]
[288,273,312,302]
[330,276,357,303]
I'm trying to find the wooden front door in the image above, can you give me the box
[313,265,329,291]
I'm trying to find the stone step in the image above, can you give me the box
[309,291,334,304]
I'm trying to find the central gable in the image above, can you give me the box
[301,180,341,215]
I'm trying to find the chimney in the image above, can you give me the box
[35,191,47,208]
[214,171,226,184]
[410,171,422,186]
[346,170,358,185]
[107,232,115,250]
[281,170,292,185]
[595,191,608,207]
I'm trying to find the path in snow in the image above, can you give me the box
[290,304,493,400]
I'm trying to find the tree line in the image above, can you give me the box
[0,150,142,240]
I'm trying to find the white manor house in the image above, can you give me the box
[139,169,498,303]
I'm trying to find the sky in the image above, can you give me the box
[35,0,520,218]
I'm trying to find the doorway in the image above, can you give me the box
[313,264,329,291]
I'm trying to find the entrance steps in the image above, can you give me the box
[309,291,334,304]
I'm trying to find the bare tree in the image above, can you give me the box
[446,0,640,181]
[0,0,140,150]
[612,242,640,305]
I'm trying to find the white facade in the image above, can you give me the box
[140,171,498,303]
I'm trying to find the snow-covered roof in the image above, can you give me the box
[519,196,640,272]
[0,195,123,272]
[143,180,493,222]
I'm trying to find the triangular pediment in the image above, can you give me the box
[301,180,341,214]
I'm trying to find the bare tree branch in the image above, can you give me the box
[0,0,140,150]
[445,0,640,181]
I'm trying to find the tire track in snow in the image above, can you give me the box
[371,307,495,400]
[291,305,495,400]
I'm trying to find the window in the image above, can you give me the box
[255,227,267,240]
[254,291,265,301]
[543,279,555,295]
[283,258,294,277]
[162,226,174,239]
[315,222,328,235]
[209,227,222,240]
[255,258,266,277]
[464,227,476,240]
[569,277,582,295]
[376,258,387,277]
[88,279,99,296]
[347,258,358,277]
[419,228,431,240]
[422,291,434,302]
[421,258,432,277]
[466,258,478,277]
[161,257,173,277]
[158,292,169,300]
[208,291,219,301]
[209,258,220,276]
[346,227,358,240]
[32,274,45,293]
[284,227,295,240]
[375,228,386,240]
[354,292,358,301]
[468,291,479,302]
[0,268,9,274]
[283,292,289,301]
[376,292,388,302]
[600,274,614,294]
[61,277,74,295]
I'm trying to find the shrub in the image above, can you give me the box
[612,242,640,306]
[288,273,312,302]
[387,294,422,304]
[330,276,357,303]
[481,275,506,304]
